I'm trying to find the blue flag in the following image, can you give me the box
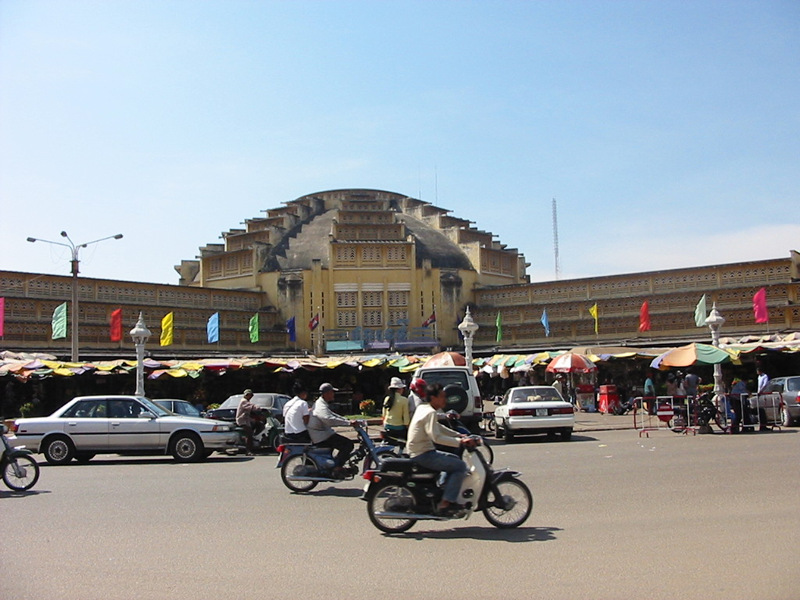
[286,316,296,342]
[541,308,550,337]
[207,312,219,343]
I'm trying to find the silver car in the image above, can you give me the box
[10,395,238,464]
[753,376,800,427]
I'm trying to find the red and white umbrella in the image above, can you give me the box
[545,352,598,374]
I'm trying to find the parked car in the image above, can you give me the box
[412,365,482,432]
[205,393,292,423]
[752,376,800,426]
[493,385,575,442]
[10,395,238,464]
[154,399,203,418]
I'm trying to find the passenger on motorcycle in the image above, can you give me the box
[407,382,475,517]
[408,377,426,419]
[308,383,357,477]
[283,381,312,443]
[236,389,259,455]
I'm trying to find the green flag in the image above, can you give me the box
[495,311,502,343]
[249,313,259,343]
[52,302,68,340]
[694,294,707,327]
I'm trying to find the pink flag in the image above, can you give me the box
[753,287,768,324]
[0,297,4,337]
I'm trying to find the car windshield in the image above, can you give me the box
[510,388,563,403]
[139,397,172,417]
[420,371,469,389]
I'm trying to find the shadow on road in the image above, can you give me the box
[392,525,561,542]
[0,488,51,498]
[490,434,598,446]
[300,486,364,498]
[38,455,256,467]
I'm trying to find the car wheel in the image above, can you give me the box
[503,421,515,442]
[170,432,204,462]
[781,406,794,427]
[560,428,573,441]
[43,436,75,465]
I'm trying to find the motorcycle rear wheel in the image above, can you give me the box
[3,455,40,491]
[367,482,417,533]
[280,455,319,493]
[482,479,532,529]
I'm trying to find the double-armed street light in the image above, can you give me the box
[27,231,123,362]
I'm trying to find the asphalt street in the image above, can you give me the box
[1,427,798,600]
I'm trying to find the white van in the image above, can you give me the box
[412,365,483,432]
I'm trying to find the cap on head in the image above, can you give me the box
[319,382,338,393]
[389,377,406,390]
[243,389,254,396]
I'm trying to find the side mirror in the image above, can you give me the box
[139,411,156,419]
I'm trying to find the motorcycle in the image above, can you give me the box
[277,421,396,493]
[237,409,283,454]
[363,436,532,533]
[1,423,40,491]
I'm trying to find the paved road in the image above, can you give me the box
[1,427,798,600]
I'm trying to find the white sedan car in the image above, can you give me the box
[493,386,575,442]
[10,395,239,464]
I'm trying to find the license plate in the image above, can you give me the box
[536,408,548,417]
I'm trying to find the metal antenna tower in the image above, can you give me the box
[552,198,560,280]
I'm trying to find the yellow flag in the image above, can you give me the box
[160,312,174,346]
[589,303,599,334]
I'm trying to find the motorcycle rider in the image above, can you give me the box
[236,389,259,455]
[407,382,475,517]
[308,383,357,477]
[283,381,311,443]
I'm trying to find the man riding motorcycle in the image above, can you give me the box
[406,382,475,517]
[307,382,357,477]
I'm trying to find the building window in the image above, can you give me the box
[387,246,407,262]
[336,292,357,308]
[362,246,381,263]
[337,310,357,328]
[388,309,408,326]
[362,291,383,308]
[363,309,383,327]
[336,246,356,263]
[388,290,409,307]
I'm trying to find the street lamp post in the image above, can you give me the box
[130,312,152,397]
[27,231,123,362]
[705,303,726,422]
[458,306,480,368]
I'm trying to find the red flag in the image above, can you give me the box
[110,308,123,342]
[638,300,651,332]
[422,312,436,327]
[308,313,320,331]
[753,288,768,324]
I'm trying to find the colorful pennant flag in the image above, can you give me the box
[589,303,599,334]
[495,312,503,343]
[249,313,259,343]
[52,302,68,340]
[160,312,174,346]
[540,308,550,337]
[639,301,651,332]
[694,294,707,327]
[286,316,296,342]
[0,297,5,337]
[110,308,123,342]
[308,313,320,331]
[207,312,220,343]
[753,288,769,324]
[422,311,436,327]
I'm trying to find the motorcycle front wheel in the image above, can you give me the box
[367,482,417,533]
[280,455,319,493]
[2,455,40,491]
[482,479,532,529]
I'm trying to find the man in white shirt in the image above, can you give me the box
[757,367,770,394]
[283,382,311,443]
[407,382,474,517]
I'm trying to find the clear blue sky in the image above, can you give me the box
[1,0,798,285]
